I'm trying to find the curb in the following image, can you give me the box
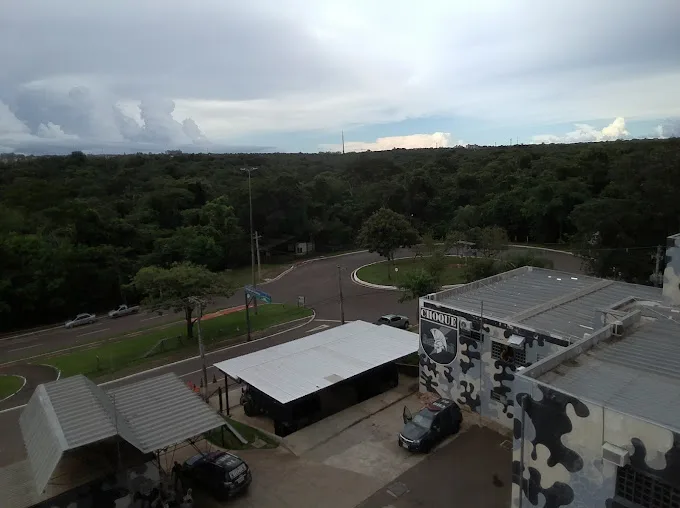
[37,363,61,381]
[508,244,576,256]
[0,375,27,404]
[350,256,465,291]
[262,249,369,285]
[0,311,318,414]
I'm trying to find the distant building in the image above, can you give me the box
[418,233,680,508]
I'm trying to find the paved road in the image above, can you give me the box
[0,247,582,364]
[356,425,511,508]
[0,316,340,466]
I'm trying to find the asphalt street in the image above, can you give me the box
[0,247,582,364]
[0,316,340,466]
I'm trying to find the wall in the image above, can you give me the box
[34,461,159,508]
[418,301,567,428]
[511,378,680,508]
[663,233,680,306]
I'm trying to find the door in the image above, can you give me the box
[431,414,442,438]
[402,406,413,424]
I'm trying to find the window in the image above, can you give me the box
[615,465,680,508]
[491,341,527,367]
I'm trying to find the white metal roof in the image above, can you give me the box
[19,373,224,495]
[213,320,418,404]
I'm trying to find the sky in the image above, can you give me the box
[1,0,680,154]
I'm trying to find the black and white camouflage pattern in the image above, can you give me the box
[418,303,565,429]
[512,377,680,508]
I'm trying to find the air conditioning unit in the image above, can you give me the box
[602,442,629,467]
[611,321,624,337]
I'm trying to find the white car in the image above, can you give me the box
[65,313,97,329]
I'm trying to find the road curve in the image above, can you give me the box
[0,247,582,364]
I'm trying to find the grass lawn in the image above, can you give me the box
[206,417,279,450]
[44,304,312,379]
[357,256,474,286]
[226,263,291,287]
[0,374,24,399]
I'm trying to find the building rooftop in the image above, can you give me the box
[427,266,662,342]
[214,320,418,404]
[531,304,680,432]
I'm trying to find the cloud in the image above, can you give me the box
[655,119,680,139]
[531,117,630,144]
[321,132,464,152]
[1,0,680,152]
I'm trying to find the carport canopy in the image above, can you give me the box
[19,372,225,495]
[213,320,418,405]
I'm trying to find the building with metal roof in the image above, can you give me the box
[215,320,418,405]
[418,234,680,508]
[214,320,418,435]
[14,372,225,504]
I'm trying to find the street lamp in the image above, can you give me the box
[188,296,208,400]
[240,167,258,314]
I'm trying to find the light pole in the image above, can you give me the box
[188,296,208,399]
[240,167,258,314]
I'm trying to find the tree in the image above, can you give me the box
[397,269,441,312]
[357,208,419,280]
[130,262,233,338]
[477,226,509,258]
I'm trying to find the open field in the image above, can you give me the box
[357,256,475,286]
[44,304,312,379]
[0,375,24,399]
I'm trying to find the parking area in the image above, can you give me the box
[356,425,512,508]
[188,387,511,508]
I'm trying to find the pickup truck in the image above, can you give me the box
[108,304,140,318]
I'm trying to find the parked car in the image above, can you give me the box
[398,398,462,453]
[181,451,252,500]
[64,313,97,329]
[375,314,410,329]
[108,304,140,318]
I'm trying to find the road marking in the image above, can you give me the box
[0,325,63,342]
[7,344,42,353]
[99,312,316,386]
[141,315,163,322]
[0,314,318,414]
[77,328,111,337]
[306,324,329,333]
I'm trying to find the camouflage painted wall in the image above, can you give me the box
[33,461,159,508]
[663,233,680,306]
[511,377,680,508]
[418,302,568,429]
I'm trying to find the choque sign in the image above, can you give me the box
[420,308,458,329]
[420,308,458,365]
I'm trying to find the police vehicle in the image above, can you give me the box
[398,398,462,453]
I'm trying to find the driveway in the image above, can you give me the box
[356,425,512,508]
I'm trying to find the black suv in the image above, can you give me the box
[181,451,252,500]
[398,398,462,452]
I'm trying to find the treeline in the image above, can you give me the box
[1,139,679,329]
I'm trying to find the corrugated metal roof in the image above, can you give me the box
[440,268,600,320]
[536,309,680,431]
[521,282,663,341]
[19,373,224,495]
[107,373,225,453]
[436,267,662,340]
[214,320,418,404]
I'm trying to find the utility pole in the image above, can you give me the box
[337,265,345,325]
[240,167,258,314]
[255,232,262,283]
[654,245,663,287]
[189,296,209,399]
[244,290,252,341]
[342,131,345,155]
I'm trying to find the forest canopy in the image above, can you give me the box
[1,138,679,330]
